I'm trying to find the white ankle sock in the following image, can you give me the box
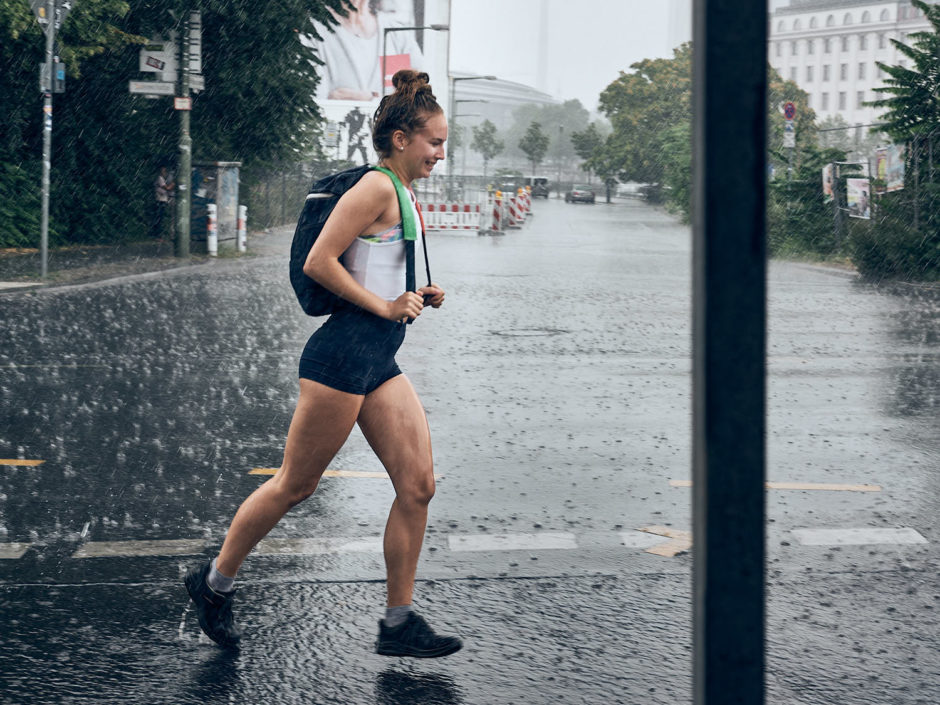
[207,557,235,593]
[383,604,413,628]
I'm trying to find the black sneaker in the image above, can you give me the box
[375,612,462,658]
[184,562,242,648]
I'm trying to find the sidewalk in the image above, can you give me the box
[0,227,293,291]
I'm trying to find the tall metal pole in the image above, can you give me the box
[175,16,192,258]
[40,0,55,279]
[692,0,767,703]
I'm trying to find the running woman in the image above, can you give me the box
[185,70,461,658]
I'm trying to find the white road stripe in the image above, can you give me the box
[448,532,578,552]
[254,536,384,555]
[791,528,928,546]
[73,539,207,558]
[0,543,31,559]
[619,531,673,549]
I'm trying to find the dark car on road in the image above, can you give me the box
[565,184,596,204]
[528,176,550,199]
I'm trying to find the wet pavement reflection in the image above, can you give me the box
[0,198,938,703]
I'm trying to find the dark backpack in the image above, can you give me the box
[289,165,432,317]
[289,164,372,316]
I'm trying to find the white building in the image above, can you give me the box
[770,0,935,127]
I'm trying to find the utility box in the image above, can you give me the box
[191,161,241,254]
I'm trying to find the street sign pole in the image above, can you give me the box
[39,0,55,278]
[175,14,192,258]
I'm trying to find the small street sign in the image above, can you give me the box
[189,74,205,91]
[174,97,192,111]
[139,42,178,83]
[783,101,796,120]
[30,0,72,32]
[129,80,175,96]
[187,12,202,75]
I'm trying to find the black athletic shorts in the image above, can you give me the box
[298,304,407,395]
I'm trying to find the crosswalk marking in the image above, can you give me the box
[254,536,384,555]
[791,528,928,546]
[0,543,31,559]
[3,527,924,562]
[0,459,44,467]
[249,468,441,479]
[72,539,206,558]
[669,479,881,492]
[448,532,578,552]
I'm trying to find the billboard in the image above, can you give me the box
[875,143,905,194]
[304,0,450,165]
[846,178,871,220]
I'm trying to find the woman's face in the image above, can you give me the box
[399,112,447,181]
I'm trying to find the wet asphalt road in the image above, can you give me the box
[0,198,938,704]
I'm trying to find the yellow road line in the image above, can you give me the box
[0,459,44,467]
[669,479,881,492]
[249,468,442,479]
[637,526,693,557]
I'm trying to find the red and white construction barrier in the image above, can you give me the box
[492,193,503,232]
[507,193,522,228]
[423,203,483,231]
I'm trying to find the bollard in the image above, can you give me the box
[206,202,218,257]
[237,204,247,253]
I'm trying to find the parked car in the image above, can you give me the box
[565,184,596,204]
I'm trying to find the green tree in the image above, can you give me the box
[570,122,603,181]
[0,0,346,248]
[869,0,940,141]
[585,136,620,203]
[471,119,504,184]
[518,121,549,175]
[598,43,692,185]
[503,99,590,169]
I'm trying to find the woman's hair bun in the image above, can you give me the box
[391,70,434,99]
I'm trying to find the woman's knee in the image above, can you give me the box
[397,472,435,507]
[272,472,320,508]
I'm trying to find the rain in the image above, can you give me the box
[1,1,940,703]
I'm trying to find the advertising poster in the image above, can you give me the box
[304,0,450,165]
[822,163,833,204]
[884,143,905,193]
[846,178,871,219]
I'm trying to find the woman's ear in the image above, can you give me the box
[393,129,408,152]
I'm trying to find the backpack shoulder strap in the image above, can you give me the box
[372,166,417,293]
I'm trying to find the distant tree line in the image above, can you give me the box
[0,0,345,248]
[584,6,940,282]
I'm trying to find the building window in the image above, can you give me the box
[841,36,850,51]
[824,37,832,53]
[807,66,814,82]
[810,17,818,29]
[843,13,853,25]
[790,67,798,81]
[857,91,865,108]
[794,19,802,31]
[861,11,871,23]
[878,33,887,49]
[807,94,813,109]
[807,39,815,55]
[776,42,782,57]
[839,92,847,110]
[822,92,830,110]
[840,63,848,80]
[880,9,890,22]
[826,15,835,27]
[823,64,831,81]
[792,41,798,56]
[859,34,867,50]
[858,62,866,79]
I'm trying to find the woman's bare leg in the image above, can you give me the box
[215,378,363,577]
[356,375,435,607]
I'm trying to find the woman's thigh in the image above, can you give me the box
[276,378,364,496]
[356,375,434,497]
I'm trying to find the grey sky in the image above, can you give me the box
[449,1,790,111]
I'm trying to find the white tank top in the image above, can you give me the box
[340,188,425,302]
